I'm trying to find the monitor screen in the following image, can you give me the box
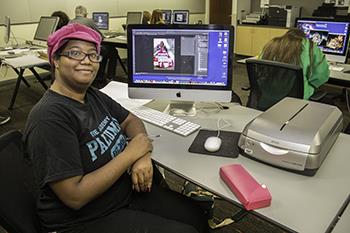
[296,18,350,63]
[92,12,109,30]
[33,16,59,41]
[127,24,234,110]
[3,16,10,44]
[126,12,143,25]
[172,10,189,24]
[161,10,172,24]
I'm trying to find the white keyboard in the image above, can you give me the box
[130,106,200,136]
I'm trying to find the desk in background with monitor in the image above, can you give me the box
[127,24,234,116]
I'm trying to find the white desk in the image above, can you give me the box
[332,195,350,233]
[1,50,50,109]
[102,81,350,233]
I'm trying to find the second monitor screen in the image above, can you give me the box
[93,12,109,30]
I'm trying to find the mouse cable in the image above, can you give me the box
[216,118,232,137]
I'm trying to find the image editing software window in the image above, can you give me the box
[92,12,109,30]
[296,19,350,63]
[131,28,230,87]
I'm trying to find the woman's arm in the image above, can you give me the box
[50,132,152,210]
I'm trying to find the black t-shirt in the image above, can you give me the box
[23,88,132,232]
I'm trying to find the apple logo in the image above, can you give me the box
[176,92,181,98]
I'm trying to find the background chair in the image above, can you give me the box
[245,59,326,111]
[0,130,42,233]
[245,59,304,111]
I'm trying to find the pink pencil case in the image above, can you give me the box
[219,164,271,210]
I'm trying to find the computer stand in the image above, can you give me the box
[163,101,197,116]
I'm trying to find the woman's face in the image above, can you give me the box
[53,39,100,90]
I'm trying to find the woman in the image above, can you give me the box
[150,9,165,24]
[260,28,329,99]
[142,11,151,24]
[24,23,208,233]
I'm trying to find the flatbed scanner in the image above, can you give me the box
[238,97,343,176]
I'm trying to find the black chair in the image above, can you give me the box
[245,59,305,111]
[0,130,42,233]
[245,59,327,111]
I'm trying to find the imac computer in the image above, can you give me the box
[160,10,172,24]
[3,16,10,45]
[32,16,59,47]
[92,12,109,30]
[172,10,190,24]
[296,18,350,64]
[123,12,143,30]
[127,24,234,115]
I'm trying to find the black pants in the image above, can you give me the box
[73,185,209,233]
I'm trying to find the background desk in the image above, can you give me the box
[328,64,350,87]
[102,82,350,233]
[1,53,49,109]
[102,36,128,75]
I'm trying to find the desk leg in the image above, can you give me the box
[8,68,25,110]
[12,67,30,87]
[29,67,48,89]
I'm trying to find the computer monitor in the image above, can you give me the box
[126,12,143,26]
[33,16,59,46]
[160,10,172,24]
[92,12,109,30]
[296,18,350,63]
[127,24,234,115]
[3,16,10,44]
[172,10,189,24]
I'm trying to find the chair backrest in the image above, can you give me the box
[0,130,42,233]
[245,59,304,111]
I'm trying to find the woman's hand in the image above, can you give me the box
[131,152,153,192]
[124,133,153,162]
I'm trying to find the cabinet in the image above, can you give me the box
[235,25,288,56]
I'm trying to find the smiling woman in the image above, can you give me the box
[23,23,209,233]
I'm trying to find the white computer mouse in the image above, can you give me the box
[204,136,222,152]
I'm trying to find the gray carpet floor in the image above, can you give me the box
[0,57,349,233]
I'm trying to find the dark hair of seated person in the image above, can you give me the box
[51,11,70,30]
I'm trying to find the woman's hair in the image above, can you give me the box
[150,10,164,24]
[51,11,70,30]
[142,11,151,24]
[261,28,307,65]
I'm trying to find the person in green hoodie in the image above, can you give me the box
[260,28,329,100]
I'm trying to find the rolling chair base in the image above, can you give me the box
[0,115,10,125]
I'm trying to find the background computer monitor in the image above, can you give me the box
[126,12,143,26]
[160,10,172,24]
[296,18,350,63]
[127,24,234,115]
[172,10,190,24]
[3,16,10,44]
[92,12,109,30]
[33,16,59,44]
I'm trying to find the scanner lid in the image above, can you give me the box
[243,97,342,154]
